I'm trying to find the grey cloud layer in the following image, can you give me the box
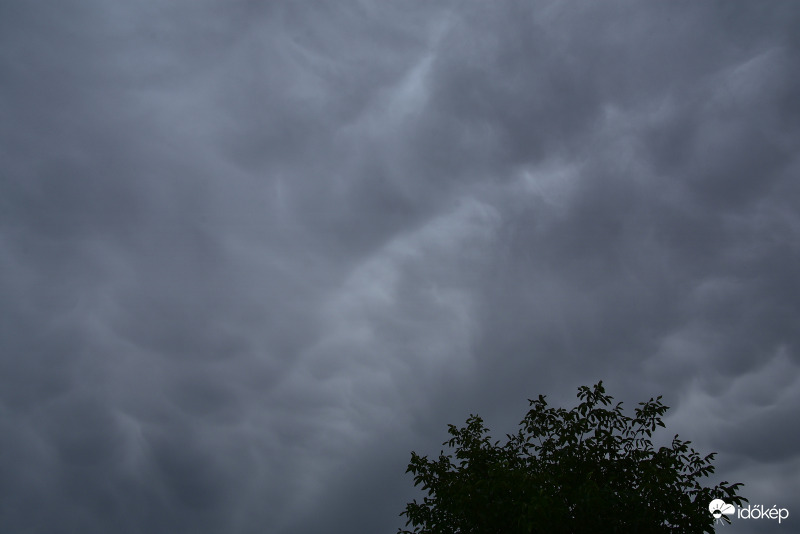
[1,1,798,533]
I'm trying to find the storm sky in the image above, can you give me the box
[1,1,799,533]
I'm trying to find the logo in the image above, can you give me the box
[709,499,735,525]
[709,499,790,525]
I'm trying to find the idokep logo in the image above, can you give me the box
[709,499,735,525]
[709,499,790,525]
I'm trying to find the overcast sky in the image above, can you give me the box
[1,1,799,533]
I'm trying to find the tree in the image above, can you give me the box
[399,382,746,534]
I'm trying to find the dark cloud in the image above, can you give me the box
[1,1,798,533]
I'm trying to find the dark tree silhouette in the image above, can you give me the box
[399,382,746,534]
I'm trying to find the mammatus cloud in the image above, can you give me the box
[1,1,798,533]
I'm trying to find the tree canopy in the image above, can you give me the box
[399,382,746,534]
